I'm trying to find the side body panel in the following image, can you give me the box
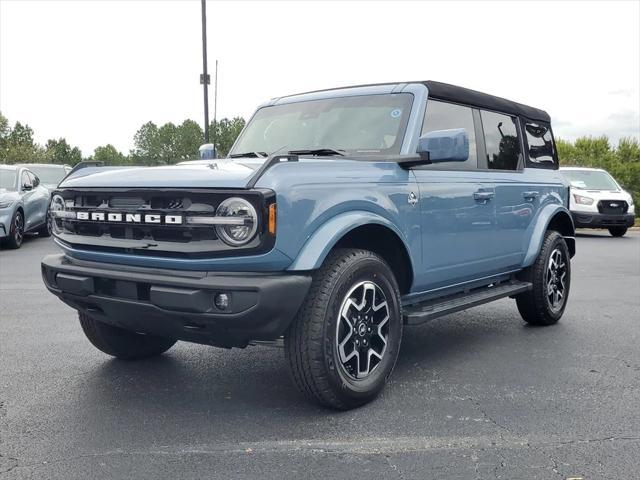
[411,169,497,290]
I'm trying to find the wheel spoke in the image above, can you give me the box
[335,280,391,381]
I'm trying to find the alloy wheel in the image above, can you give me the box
[545,248,567,312]
[336,281,390,380]
[13,212,24,245]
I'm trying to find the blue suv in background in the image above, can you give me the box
[42,81,575,409]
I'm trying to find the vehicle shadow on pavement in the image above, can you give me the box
[575,230,635,238]
[69,305,561,424]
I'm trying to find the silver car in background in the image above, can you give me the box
[0,165,52,249]
[21,163,72,192]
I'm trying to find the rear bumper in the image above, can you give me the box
[42,254,311,348]
[571,211,635,229]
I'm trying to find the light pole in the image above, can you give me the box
[200,0,210,144]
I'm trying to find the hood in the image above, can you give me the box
[59,161,259,189]
[0,190,19,202]
[570,187,631,201]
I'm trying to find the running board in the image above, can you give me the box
[403,280,532,325]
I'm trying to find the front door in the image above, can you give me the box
[20,170,36,230]
[411,100,498,291]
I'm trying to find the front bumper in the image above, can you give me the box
[571,211,635,229]
[42,254,311,348]
[0,209,12,238]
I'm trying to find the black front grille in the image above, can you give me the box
[53,188,274,258]
[597,200,628,215]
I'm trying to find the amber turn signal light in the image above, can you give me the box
[268,203,277,235]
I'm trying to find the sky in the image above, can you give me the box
[1,0,639,156]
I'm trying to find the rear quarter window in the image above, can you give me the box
[522,121,558,169]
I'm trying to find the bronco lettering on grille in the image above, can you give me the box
[75,211,183,225]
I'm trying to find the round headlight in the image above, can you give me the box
[215,197,258,246]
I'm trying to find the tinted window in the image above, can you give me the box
[524,122,556,167]
[561,169,620,191]
[27,165,67,184]
[21,171,33,189]
[29,171,40,187]
[481,111,521,170]
[421,100,477,168]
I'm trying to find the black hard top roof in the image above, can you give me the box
[423,81,550,123]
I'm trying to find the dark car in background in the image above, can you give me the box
[0,165,52,248]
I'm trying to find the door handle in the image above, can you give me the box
[523,191,539,200]
[473,191,495,203]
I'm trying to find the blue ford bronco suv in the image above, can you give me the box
[42,81,575,409]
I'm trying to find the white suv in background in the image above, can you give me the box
[560,167,635,237]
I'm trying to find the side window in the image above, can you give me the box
[524,122,557,168]
[421,100,477,168]
[21,171,33,190]
[29,172,40,187]
[480,110,521,170]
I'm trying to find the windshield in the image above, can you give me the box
[0,169,18,191]
[26,165,67,185]
[562,169,620,191]
[230,93,413,157]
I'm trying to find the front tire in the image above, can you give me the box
[285,249,402,410]
[79,312,176,360]
[608,227,627,237]
[516,230,571,326]
[5,210,24,249]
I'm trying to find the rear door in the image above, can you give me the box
[411,100,498,291]
[477,110,541,269]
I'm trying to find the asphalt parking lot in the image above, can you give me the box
[1,231,639,479]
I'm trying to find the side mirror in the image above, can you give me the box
[22,184,33,191]
[417,128,469,163]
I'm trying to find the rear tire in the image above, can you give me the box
[78,312,176,360]
[285,249,402,410]
[516,230,571,326]
[608,227,627,237]
[37,211,52,237]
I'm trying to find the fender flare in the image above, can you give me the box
[523,204,575,268]
[287,210,415,273]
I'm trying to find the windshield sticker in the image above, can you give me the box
[390,109,402,118]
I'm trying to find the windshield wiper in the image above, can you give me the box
[287,148,345,157]
[228,151,268,159]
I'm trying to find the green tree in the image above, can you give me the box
[93,144,128,165]
[45,138,83,165]
[0,115,45,164]
[175,119,204,160]
[0,112,10,144]
[211,117,245,157]
[132,121,161,165]
[132,120,204,164]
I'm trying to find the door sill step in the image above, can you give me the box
[403,280,532,325]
